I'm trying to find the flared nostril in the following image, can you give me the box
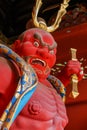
[37,49,49,59]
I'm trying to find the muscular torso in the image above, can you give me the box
[10,81,68,130]
[0,57,68,130]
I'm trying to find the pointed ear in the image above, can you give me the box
[11,40,21,53]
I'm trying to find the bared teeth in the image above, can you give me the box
[32,58,46,66]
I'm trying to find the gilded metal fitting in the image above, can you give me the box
[69,48,79,98]
[32,0,70,32]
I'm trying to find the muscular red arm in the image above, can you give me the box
[0,56,19,116]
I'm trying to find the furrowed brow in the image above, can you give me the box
[34,33,45,46]
[34,33,57,50]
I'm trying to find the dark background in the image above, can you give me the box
[0,0,87,37]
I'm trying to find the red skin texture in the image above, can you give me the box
[10,81,68,130]
[0,57,19,116]
[0,28,83,130]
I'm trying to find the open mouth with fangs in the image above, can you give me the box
[31,58,46,67]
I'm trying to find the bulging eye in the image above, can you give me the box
[34,41,39,47]
[49,50,54,54]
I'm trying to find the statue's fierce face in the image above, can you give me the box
[13,28,57,80]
